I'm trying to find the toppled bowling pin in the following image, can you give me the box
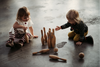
[32,49,50,55]
[49,55,66,62]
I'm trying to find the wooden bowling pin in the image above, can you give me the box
[49,28,52,47]
[39,49,50,53]
[47,32,51,48]
[52,29,56,48]
[51,32,55,48]
[43,27,47,42]
[52,29,55,34]
[25,31,29,43]
[49,55,66,62]
[32,49,50,55]
[41,30,44,45]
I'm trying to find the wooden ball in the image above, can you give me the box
[54,48,58,52]
[79,52,84,59]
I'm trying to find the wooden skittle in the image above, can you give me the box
[39,49,50,53]
[47,32,51,48]
[52,29,55,34]
[49,55,66,62]
[49,29,52,47]
[51,32,55,48]
[32,49,50,55]
[25,31,29,43]
[41,30,44,45]
[32,52,38,55]
[43,27,47,42]
[49,28,52,47]
[52,29,56,48]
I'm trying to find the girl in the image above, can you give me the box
[6,6,38,47]
[55,9,88,45]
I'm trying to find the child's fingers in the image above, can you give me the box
[56,26,60,28]
[55,28,59,31]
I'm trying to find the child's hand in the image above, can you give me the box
[23,26,27,31]
[55,26,61,31]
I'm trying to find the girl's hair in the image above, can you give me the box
[16,6,30,21]
[66,9,81,24]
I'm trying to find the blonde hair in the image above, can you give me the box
[16,6,30,21]
[66,9,81,24]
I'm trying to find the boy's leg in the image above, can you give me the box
[84,31,88,36]
[74,31,88,45]
[73,34,80,42]
[73,31,88,42]
[68,31,76,38]
[73,31,88,41]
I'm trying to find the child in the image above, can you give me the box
[55,9,88,45]
[6,6,38,47]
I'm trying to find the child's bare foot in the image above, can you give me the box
[76,41,82,46]
[33,35,38,38]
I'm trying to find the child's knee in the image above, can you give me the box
[68,32,75,38]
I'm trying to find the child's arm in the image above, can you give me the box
[55,22,71,31]
[29,26,38,38]
[13,22,27,30]
[55,26,61,31]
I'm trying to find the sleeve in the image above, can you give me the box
[28,20,34,27]
[9,27,14,34]
[16,20,19,24]
[79,21,85,41]
[61,22,71,29]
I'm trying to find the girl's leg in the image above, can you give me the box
[14,39,24,48]
[17,40,24,48]
[6,33,14,47]
[68,31,76,38]
[26,33,33,40]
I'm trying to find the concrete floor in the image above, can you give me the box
[0,0,100,67]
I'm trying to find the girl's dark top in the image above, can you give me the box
[61,21,88,41]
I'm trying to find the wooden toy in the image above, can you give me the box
[25,31,29,43]
[54,48,58,52]
[43,27,47,42]
[47,32,51,48]
[32,49,50,55]
[41,30,44,45]
[41,27,56,48]
[49,55,66,62]
[79,52,84,59]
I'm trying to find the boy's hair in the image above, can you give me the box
[66,9,81,24]
[16,6,30,21]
